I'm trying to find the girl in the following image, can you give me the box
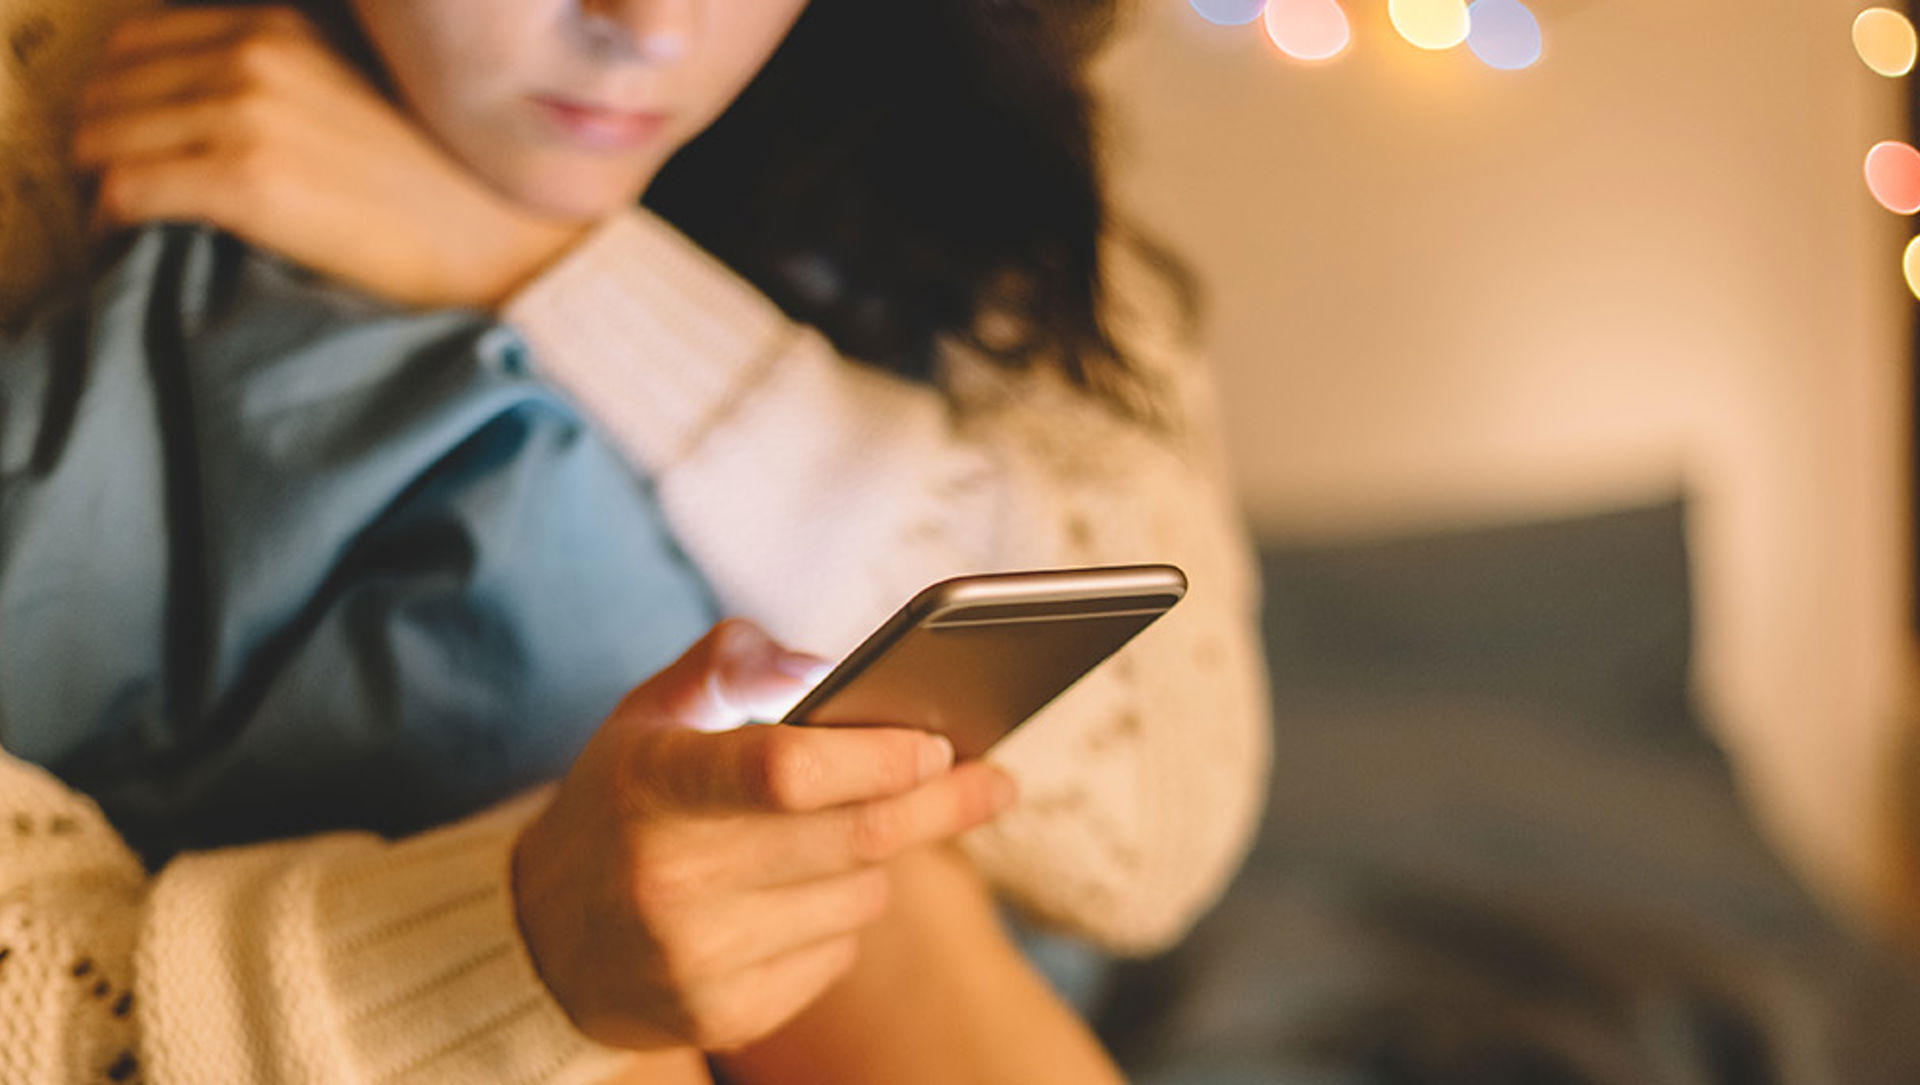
[0,0,1269,1078]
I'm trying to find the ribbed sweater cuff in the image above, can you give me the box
[312,791,631,1085]
[502,210,792,472]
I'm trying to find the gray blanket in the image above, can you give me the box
[1100,501,1920,1084]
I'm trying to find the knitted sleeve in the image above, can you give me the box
[0,750,636,1084]
[503,211,1272,954]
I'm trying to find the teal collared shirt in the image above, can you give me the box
[0,225,718,864]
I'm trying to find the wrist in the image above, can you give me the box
[509,807,576,1019]
[421,182,590,310]
[510,798,673,1052]
[460,210,589,311]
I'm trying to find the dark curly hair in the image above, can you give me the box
[646,0,1168,398]
[268,0,1189,403]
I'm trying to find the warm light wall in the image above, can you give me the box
[1098,0,1917,929]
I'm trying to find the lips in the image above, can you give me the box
[531,95,669,153]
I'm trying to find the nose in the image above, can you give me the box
[574,0,695,64]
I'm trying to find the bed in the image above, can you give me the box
[1095,499,1920,1084]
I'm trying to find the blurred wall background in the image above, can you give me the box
[1096,0,1917,927]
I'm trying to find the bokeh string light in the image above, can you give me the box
[1855,7,1918,78]
[1265,0,1353,62]
[1852,7,1920,300]
[1867,140,1920,215]
[1389,0,1470,51]
[1191,0,1269,27]
[1466,0,1543,71]
[1187,0,1540,71]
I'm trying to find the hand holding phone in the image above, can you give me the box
[779,564,1185,760]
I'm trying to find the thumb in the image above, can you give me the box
[644,619,832,734]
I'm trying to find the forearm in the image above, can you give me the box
[505,210,1272,952]
[717,846,1124,1085]
[501,211,997,656]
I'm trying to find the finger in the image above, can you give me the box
[104,6,309,63]
[89,151,264,235]
[682,936,861,1051]
[717,760,1017,887]
[690,619,834,730]
[813,760,1017,873]
[647,868,890,992]
[629,620,813,734]
[645,722,957,817]
[81,45,247,118]
[92,11,364,123]
[72,93,263,168]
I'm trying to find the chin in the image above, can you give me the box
[494,159,658,222]
[514,189,634,221]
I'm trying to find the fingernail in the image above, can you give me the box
[988,769,1019,813]
[917,735,955,782]
[715,620,766,659]
[775,648,835,684]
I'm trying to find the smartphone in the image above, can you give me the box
[777,564,1186,759]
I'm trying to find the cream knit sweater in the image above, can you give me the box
[0,210,1271,1080]
[0,754,632,1084]
[501,212,1272,953]
[0,4,1270,1076]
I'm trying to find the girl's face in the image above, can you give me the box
[346,0,811,219]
